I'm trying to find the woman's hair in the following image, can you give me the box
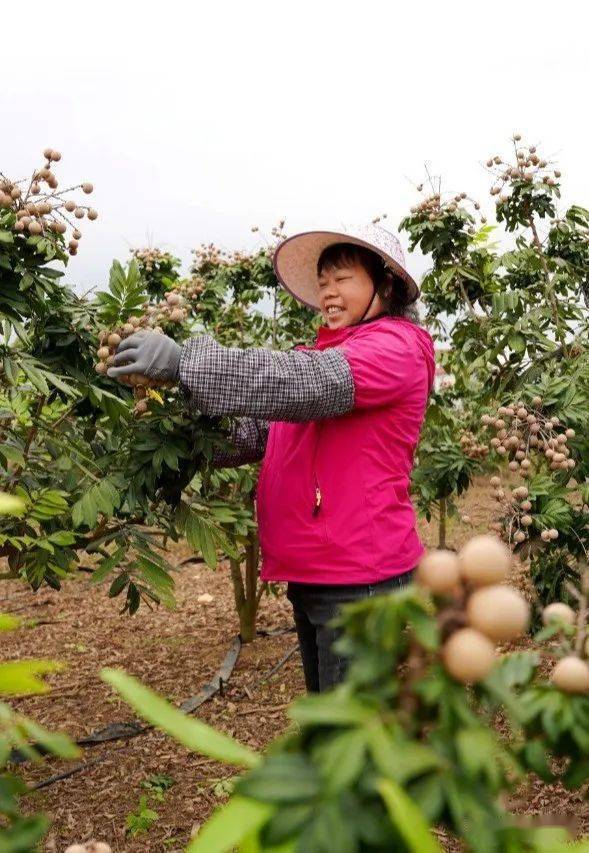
[316,242,420,323]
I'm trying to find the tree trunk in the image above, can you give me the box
[438,497,447,549]
[228,529,261,643]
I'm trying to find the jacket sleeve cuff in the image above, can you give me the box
[211,418,269,468]
[178,334,354,421]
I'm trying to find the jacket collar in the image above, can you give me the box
[315,312,390,346]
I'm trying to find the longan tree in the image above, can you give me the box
[401,135,589,606]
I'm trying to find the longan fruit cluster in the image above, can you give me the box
[541,602,589,694]
[486,135,561,203]
[0,148,97,254]
[417,535,529,684]
[131,247,175,272]
[481,397,575,476]
[65,842,111,853]
[409,188,485,230]
[143,288,190,326]
[460,431,489,460]
[94,317,172,416]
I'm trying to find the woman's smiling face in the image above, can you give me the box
[317,259,389,329]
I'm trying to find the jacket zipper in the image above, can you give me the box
[312,423,323,516]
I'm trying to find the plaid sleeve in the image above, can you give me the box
[211,417,269,468]
[178,335,354,421]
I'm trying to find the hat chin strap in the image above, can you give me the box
[355,285,378,325]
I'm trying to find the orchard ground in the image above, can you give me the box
[2,475,586,852]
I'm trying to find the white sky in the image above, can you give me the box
[4,1,589,297]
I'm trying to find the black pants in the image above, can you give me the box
[286,570,415,693]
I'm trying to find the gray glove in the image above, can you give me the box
[107,330,182,382]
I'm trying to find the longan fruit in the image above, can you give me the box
[458,535,511,586]
[443,628,496,684]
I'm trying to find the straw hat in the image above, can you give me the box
[273,223,419,311]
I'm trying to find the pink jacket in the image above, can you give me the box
[256,316,435,585]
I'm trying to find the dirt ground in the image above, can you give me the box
[2,475,588,851]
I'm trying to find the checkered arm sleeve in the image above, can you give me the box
[211,417,269,468]
[178,334,354,421]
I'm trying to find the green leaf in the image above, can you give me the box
[0,613,21,632]
[0,229,14,243]
[377,777,441,852]
[187,796,274,853]
[185,511,219,569]
[101,669,260,768]
[367,723,442,784]
[108,572,129,597]
[289,693,373,727]
[236,754,320,804]
[0,445,25,468]
[0,660,63,696]
[0,492,26,516]
[17,716,80,760]
[313,728,367,794]
[46,530,77,546]
[91,546,127,584]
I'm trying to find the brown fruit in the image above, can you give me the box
[43,147,53,159]
[69,239,79,250]
[458,535,511,586]
[542,602,575,627]
[82,182,93,194]
[48,177,58,189]
[97,346,110,359]
[108,333,121,347]
[10,187,21,199]
[170,308,184,322]
[31,182,40,195]
[95,362,108,375]
[417,549,461,594]
[551,657,589,694]
[51,150,62,162]
[490,476,501,487]
[467,585,529,641]
[73,229,82,240]
[134,400,148,414]
[64,846,87,853]
[88,208,98,220]
[442,628,496,684]
[65,200,76,212]
[166,292,181,305]
[74,208,85,219]
[122,323,135,336]
[56,221,67,234]
[28,220,42,235]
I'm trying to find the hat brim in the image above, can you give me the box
[273,230,419,312]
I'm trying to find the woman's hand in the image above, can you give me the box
[107,330,182,383]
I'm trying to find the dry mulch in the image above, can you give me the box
[1,475,588,850]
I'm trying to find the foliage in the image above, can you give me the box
[103,575,589,853]
[403,137,589,594]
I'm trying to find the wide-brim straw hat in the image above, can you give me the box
[273,223,419,312]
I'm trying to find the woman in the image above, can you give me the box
[108,224,435,692]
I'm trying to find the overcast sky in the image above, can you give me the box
[3,1,588,299]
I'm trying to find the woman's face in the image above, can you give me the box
[317,260,389,329]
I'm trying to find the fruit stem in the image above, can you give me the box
[574,568,589,657]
